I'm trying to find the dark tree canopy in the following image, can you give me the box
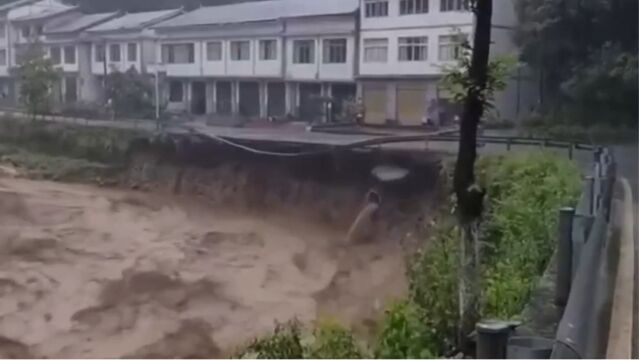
[515,0,638,126]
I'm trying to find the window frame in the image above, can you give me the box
[64,45,75,65]
[127,43,137,62]
[438,34,467,61]
[50,46,61,64]
[206,41,222,61]
[162,43,195,64]
[400,0,429,15]
[322,38,347,64]
[259,39,277,61]
[95,44,105,62]
[292,39,314,64]
[363,38,388,63]
[364,0,388,17]
[230,40,250,61]
[440,0,469,12]
[398,36,428,61]
[109,43,121,62]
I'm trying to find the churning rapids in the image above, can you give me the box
[0,175,407,357]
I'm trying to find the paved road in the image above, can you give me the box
[1,111,635,197]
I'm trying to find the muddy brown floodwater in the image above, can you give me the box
[0,175,407,358]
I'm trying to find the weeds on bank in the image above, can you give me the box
[240,152,581,359]
[477,152,581,318]
[238,319,366,359]
[0,117,140,163]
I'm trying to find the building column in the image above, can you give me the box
[386,81,397,123]
[260,81,268,119]
[285,81,297,116]
[184,80,191,112]
[206,80,215,114]
[230,81,237,115]
[356,82,363,100]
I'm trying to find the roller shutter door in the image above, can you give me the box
[397,83,427,126]
[363,83,386,125]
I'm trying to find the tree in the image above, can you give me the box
[16,46,60,121]
[514,0,637,126]
[104,67,156,119]
[448,0,493,348]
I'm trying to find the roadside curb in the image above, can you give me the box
[606,177,635,358]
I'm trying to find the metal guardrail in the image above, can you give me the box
[550,147,617,359]
[475,147,622,359]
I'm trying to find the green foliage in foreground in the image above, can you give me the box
[478,152,581,318]
[238,319,365,359]
[234,152,582,359]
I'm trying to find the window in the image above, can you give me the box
[50,46,61,64]
[363,38,388,63]
[323,39,346,63]
[36,25,43,35]
[161,43,195,64]
[109,44,120,62]
[95,44,105,62]
[21,26,30,38]
[127,43,137,62]
[0,23,6,38]
[0,50,6,66]
[206,41,222,61]
[364,0,388,17]
[293,39,314,64]
[64,46,75,64]
[259,39,276,60]
[441,0,469,11]
[169,81,183,102]
[398,36,428,61]
[230,41,250,61]
[438,34,467,61]
[400,0,428,14]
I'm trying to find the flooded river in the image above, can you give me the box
[0,176,406,357]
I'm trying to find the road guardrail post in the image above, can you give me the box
[556,207,575,306]
[476,320,512,359]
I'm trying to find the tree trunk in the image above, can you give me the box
[453,0,493,349]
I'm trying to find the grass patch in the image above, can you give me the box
[0,117,142,163]
[478,152,581,318]
[520,118,637,144]
[0,144,119,182]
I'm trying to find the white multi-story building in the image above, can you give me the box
[0,0,536,125]
[42,12,120,104]
[357,0,533,125]
[84,9,182,78]
[152,0,358,119]
[0,0,38,101]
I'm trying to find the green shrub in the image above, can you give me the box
[478,152,581,318]
[0,117,140,163]
[304,319,366,359]
[373,300,434,359]
[241,321,304,359]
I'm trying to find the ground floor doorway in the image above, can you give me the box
[191,81,206,115]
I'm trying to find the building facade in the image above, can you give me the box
[357,0,535,126]
[0,0,536,125]
[152,0,358,120]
